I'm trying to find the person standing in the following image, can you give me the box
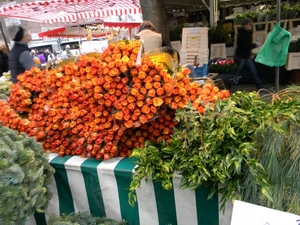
[43,49,51,62]
[7,25,34,83]
[235,18,266,90]
[38,50,46,64]
[65,45,74,58]
[136,20,162,52]
[0,43,9,77]
[30,49,37,58]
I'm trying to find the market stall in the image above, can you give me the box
[37,21,142,40]
[0,37,235,224]
[0,0,141,24]
[25,153,219,225]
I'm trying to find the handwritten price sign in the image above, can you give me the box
[231,200,300,225]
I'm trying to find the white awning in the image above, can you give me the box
[0,0,141,24]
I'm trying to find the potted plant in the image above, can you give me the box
[208,58,237,74]
[208,24,232,47]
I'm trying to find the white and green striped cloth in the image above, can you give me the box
[26,153,219,225]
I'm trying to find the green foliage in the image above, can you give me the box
[129,92,272,210]
[0,124,55,225]
[169,24,185,41]
[208,24,232,46]
[48,212,127,225]
[234,3,300,25]
[128,140,176,206]
[129,85,300,214]
[246,85,300,214]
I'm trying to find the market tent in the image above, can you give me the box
[38,21,141,38]
[38,26,110,38]
[0,0,141,24]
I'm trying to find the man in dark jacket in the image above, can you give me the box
[8,25,34,83]
[235,18,266,90]
[0,45,9,77]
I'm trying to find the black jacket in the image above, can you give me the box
[8,42,31,83]
[0,50,8,76]
[235,28,257,58]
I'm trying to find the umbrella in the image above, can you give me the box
[0,0,141,24]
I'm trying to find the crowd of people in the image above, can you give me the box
[30,48,56,65]
[1,21,167,83]
[0,24,78,83]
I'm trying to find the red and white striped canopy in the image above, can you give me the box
[0,0,141,24]
[38,21,141,38]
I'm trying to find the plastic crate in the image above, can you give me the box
[286,52,300,71]
[288,18,300,30]
[288,19,300,36]
[181,27,208,50]
[269,20,288,31]
[170,40,181,54]
[252,31,268,46]
[253,22,268,32]
[194,64,208,77]
[180,49,209,65]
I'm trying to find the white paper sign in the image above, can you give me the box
[81,41,108,54]
[231,200,300,225]
[189,28,199,33]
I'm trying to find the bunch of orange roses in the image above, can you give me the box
[0,40,230,160]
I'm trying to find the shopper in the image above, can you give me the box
[43,49,51,62]
[136,20,162,52]
[0,43,9,77]
[66,45,74,58]
[30,49,37,58]
[8,25,34,83]
[235,18,266,90]
[38,50,46,64]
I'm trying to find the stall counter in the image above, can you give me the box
[26,153,219,225]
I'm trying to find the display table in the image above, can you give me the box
[26,153,219,225]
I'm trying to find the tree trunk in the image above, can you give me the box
[139,0,170,45]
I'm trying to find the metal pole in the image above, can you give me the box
[0,21,10,53]
[275,0,281,91]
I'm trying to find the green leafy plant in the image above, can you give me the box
[169,24,185,41]
[129,92,273,210]
[245,85,300,214]
[208,24,232,46]
[129,86,300,214]
[48,212,127,225]
[208,58,237,73]
[0,123,55,225]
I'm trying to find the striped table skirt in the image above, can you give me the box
[26,153,219,225]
